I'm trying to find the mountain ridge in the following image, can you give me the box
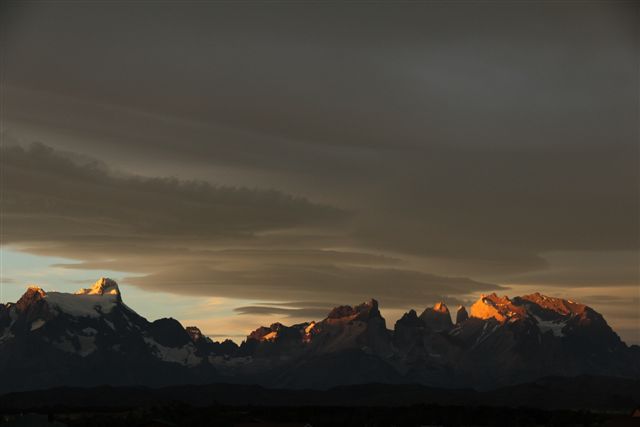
[1,278,638,393]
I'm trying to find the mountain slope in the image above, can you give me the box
[0,279,221,392]
[1,278,638,393]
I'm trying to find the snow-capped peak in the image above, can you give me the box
[13,279,124,318]
[75,277,121,299]
[26,285,47,296]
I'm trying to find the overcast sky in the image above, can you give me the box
[1,1,638,343]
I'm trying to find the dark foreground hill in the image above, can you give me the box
[1,375,638,412]
[3,404,629,427]
[1,377,639,427]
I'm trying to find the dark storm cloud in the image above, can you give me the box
[3,143,346,243]
[0,2,638,338]
[4,143,500,307]
[2,1,637,279]
[503,251,640,288]
[2,2,636,153]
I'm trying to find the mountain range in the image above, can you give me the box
[1,278,638,394]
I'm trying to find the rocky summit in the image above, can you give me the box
[0,279,638,393]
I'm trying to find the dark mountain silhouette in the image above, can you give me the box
[0,278,638,394]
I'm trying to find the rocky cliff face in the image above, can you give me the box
[419,302,454,332]
[0,279,221,393]
[1,279,638,392]
[455,306,469,324]
[234,292,638,389]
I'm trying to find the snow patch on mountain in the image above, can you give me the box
[20,278,123,319]
[144,337,202,367]
[533,315,566,337]
[46,292,118,318]
[30,319,46,331]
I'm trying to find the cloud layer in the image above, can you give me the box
[1,1,638,342]
[3,143,501,310]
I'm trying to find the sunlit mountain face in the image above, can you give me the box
[1,278,638,393]
[0,1,638,419]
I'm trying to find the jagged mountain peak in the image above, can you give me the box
[433,302,449,313]
[327,305,355,319]
[469,293,527,323]
[455,305,469,324]
[245,299,386,347]
[327,298,380,321]
[75,277,121,300]
[355,298,380,317]
[26,285,46,295]
[248,325,279,342]
[17,286,47,305]
[269,322,286,330]
[14,280,125,319]
[401,309,419,321]
[481,293,511,305]
[519,293,587,316]
[469,292,594,324]
[419,302,454,331]
[394,309,423,331]
[1,281,637,393]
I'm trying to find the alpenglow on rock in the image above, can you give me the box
[419,302,453,331]
[75,277,121,300]
[469,293,526,323]
[0,278,232,393]
[1,279,638,393]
